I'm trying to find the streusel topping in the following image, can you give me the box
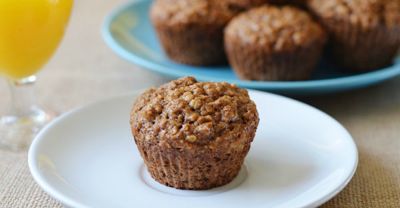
[309,0,400,28]
[130,77,259,147]
[150,0,240,26]
[225,5,326,51]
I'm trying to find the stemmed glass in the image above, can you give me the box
[0,0,73,150]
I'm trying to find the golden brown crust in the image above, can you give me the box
[131,77,258,148]
[309,0,400,29]
[225,5,325,51]
[150,0,235,26]
[130,77,259,189]
[224,5,326,80]
[309,0,400,71]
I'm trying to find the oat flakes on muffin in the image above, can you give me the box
[308,0,400,71]
[150,0,255,66]
[130,77,259,190]
[224,5,326,81]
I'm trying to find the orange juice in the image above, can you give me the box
[0,0,73,80]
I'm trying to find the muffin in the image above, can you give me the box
[130,77,259,190]
[224,5,326,81]
[150,0,267,66]
[308,0,400,71]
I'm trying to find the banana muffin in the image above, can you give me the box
[224,5,326,81]
[150,0,266,66]
[130,77,259,190]
[308,0,400,71]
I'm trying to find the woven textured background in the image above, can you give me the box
[1,0,399,207]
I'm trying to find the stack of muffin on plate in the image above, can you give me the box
[150,0,400,81]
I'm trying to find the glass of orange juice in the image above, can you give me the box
[0,0,73,150]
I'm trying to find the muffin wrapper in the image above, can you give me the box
[225,37,325,81]
[322,18,400,71]
[135,139,251,190]
[152,21,227,66]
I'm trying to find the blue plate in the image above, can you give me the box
[102,0,400,95]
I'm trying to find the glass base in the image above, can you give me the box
[0,107,55,151]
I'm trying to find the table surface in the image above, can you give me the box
[0,0,399,207]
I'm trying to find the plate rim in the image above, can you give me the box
[101,0,400,92]
[28,90,358,208]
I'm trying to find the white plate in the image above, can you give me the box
[28,90,358,208]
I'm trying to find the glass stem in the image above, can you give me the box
[7,75,38,118]
[1,75,52,151]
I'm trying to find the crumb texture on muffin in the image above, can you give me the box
[150,0,240,26]
[131,76,258,149]
[224,5,326,80]
[309,0,400,28]
[309,0,400,70]
[130,77,259,190]
[225,5,326,51]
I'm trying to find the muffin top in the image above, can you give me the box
[308,0,400,29]
[150,0,259,26]
[225,5,326,51]
[130,77,259,149]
